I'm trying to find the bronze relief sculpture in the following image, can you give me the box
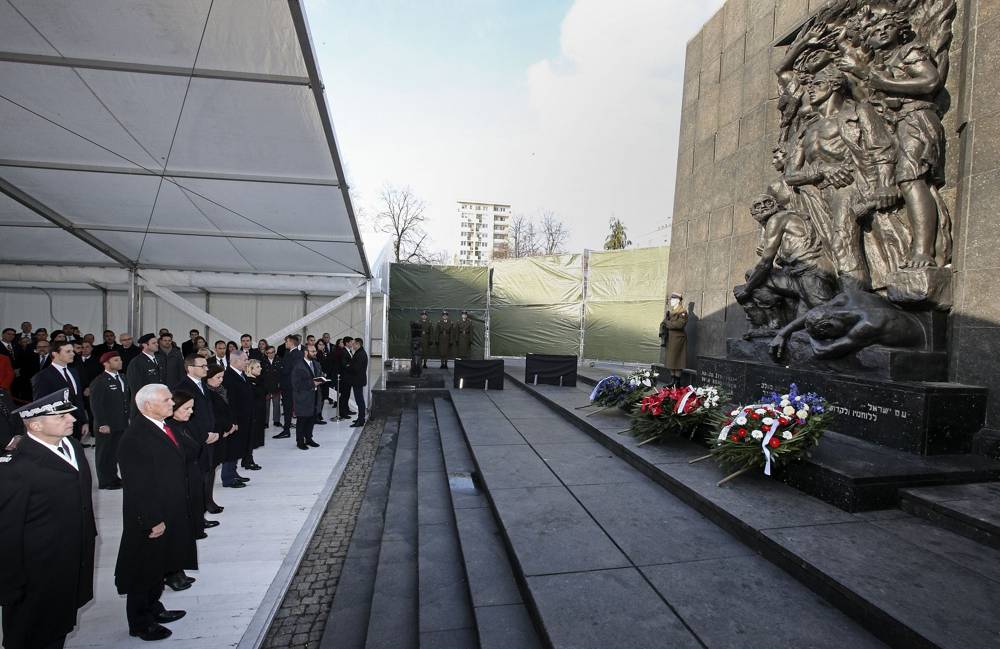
[735,0,956,369]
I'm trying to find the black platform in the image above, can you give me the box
[698,356,987,455]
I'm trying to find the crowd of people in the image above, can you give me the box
[0,321,371,645]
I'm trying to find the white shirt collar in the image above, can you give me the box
[143,414,166,431]
[27,433,78,470]
[105,370,120,377]
[144,351,156,360]
[51,361,67,370]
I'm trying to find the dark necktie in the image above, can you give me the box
[116,374,125,392]
[61,368,76,399]
[58,440,70,458]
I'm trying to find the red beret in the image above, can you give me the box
[99,351,121,364]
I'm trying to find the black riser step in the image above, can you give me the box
[900,483,1000,550]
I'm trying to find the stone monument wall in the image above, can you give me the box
[668,0,1000,429]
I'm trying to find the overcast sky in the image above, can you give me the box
[305,0,727,260]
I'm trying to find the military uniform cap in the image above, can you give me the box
[12,389,78,420]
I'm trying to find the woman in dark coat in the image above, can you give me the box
[660,292,688,387]
[315,340,331,405]
[206,365,234,483]
[161,391,203,591]
[329,339,346,409]
[244,359,267,466]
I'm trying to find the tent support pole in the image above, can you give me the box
[127,269,141,336]
[364,279,372,402]
[140,277,243,341]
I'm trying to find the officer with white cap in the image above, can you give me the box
[0,390,97,649]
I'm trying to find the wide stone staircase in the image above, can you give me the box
[319,374,1000,649]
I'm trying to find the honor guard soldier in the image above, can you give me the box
[435,310,456,369]
[456,310,474,359]
[418,310,434,369]
[0,390,97,649]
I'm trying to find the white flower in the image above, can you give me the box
[754,408,766,414]
[801,403,809,411]
[796,409,808,420]
[762,417,774,426]
[782,431,793,440]
[782,405,796,416]
[642,379,651,387]
[794,396,802,401]
[730,410,739,416]
[781,394,789,400]
[780,399,791,408]
[751,430,764,440]
[735,416,748,425]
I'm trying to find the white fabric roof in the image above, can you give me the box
[0,0,369,282]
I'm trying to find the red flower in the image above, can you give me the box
[749,412,760,420]
[729,435,740,442]
[737,428,747,438]
[778,417,790,426]
[768,437,781,449]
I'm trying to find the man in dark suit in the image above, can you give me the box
[156,333,184,388]
[239,333,262,362]
[88,351,130,489]
[277,334,302,437]
[119,332,139,369]
[114,384,191,641]
[77,341,102,433]
[0,390,97,649]
[175,354,218,517]
[347,338,368,428]
[125,334,163,417]
[31,340,88,443]
[19,339,48,383]
[93,329,124,358]
[290,343,322,450]
[13,321,33,346]
[181,329,200,358]
[0,328,17,368]
[337,336,355,420]
[260,346,282,430]
[209,340,228,370]
[221,351,253,488]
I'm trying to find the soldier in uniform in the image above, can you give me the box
[125,333,164,418]
[0,390,97,649]
[455,310,475,359]
[435,311,455,369]
[88,351,130,490]
[418,310,434,369]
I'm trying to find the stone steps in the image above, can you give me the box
[324,399,541,649]
[448,387,888,649]
[900,482,1000,550]
[498,373,1000,649]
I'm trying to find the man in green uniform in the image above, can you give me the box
[455,311,474,359]
[435,311,455,369]
[418,311,434,369]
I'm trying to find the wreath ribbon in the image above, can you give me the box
[761,419,779,476]
[675,387,697,416]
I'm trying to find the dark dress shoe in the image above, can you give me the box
[315,419,328,425]
[195,530,208,540]
[306,440,320,448]
[203,519,220,528]
[349,410,357,415]
[223,481,246,488]
[235,476,250,482]
[246,463,262,470]
[163,573,191,591]
[206,504,224,514]
[273,431,291,438]
[99,483,123,490]
[130,624,172,640]
[350,421,365,428]
[155,610,186,623]
[297,443,309,450]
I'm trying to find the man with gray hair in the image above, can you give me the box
[114,384,194,641]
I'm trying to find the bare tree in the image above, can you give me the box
[507,214,541,258]
[373,184,442,263]
[539,211,569,255]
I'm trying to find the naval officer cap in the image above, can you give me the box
[12,389,78,420]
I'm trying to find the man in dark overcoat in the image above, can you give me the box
[347,338,368,428]
[0,390,96,649]
[31,340,88,443]
[114,384,192,641]
[291,343,322,450]
[88,351,130,489]
[221,351,253,487]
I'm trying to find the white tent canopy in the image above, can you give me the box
[0,0,369,284]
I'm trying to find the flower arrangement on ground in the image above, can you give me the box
[628,384,724,445]
[586,368,658,413]
[706,383,832,485]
